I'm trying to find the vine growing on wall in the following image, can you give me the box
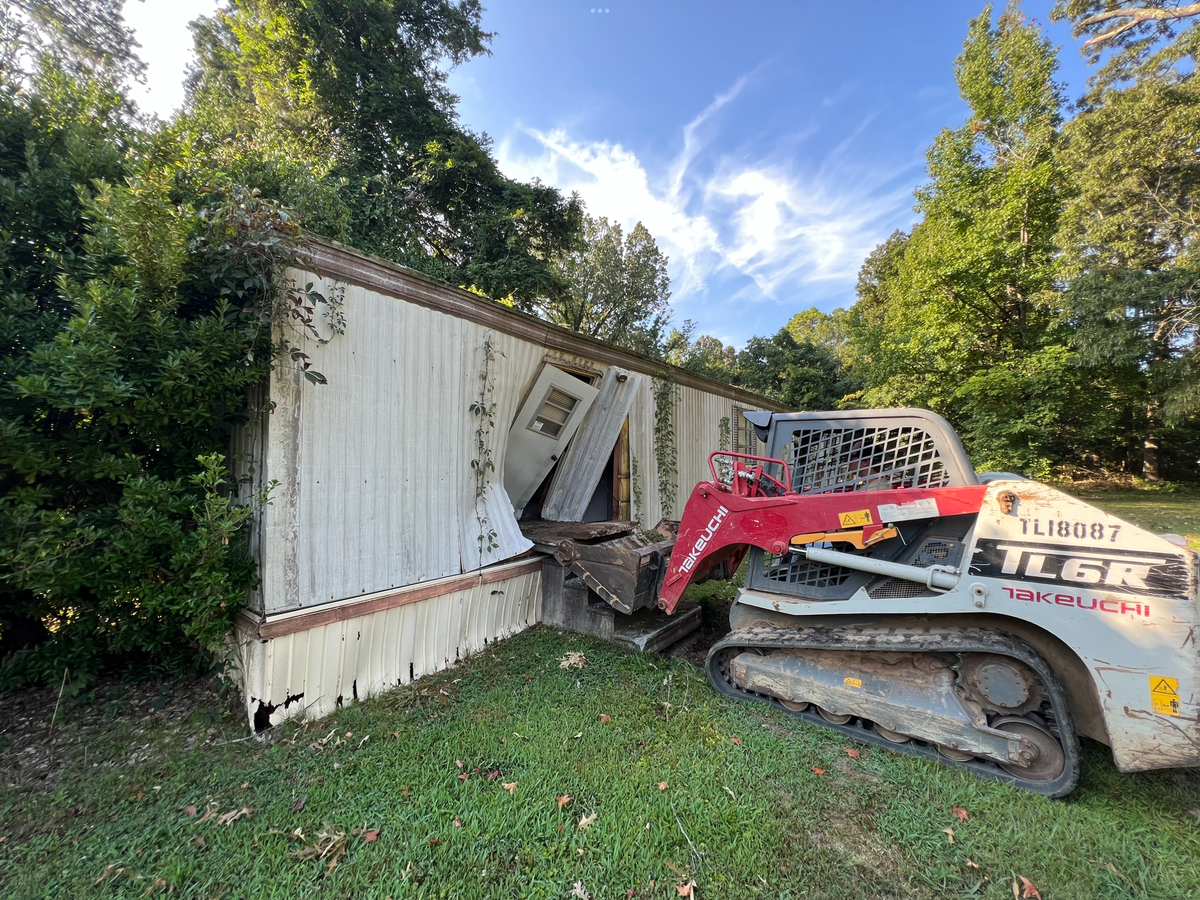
[468,334,500,568]
[717,415,732,484]
[196,186,347,384]
[652,375,679,518]
[630,453,644,523]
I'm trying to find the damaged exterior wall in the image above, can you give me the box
[236,563,541,730]
[541,367,645,522]
[628,381,766,521]
[230,239,784,728]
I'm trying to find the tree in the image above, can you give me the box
[1053,1,1200,88]
[183,0,583,306]
[1056,55,1200,478]
[785,307,851,360]
[1,0,144,88]
[544,216,672,357]
[664,324,739,383]
[735,329,853,410]
[842,3,1117,475]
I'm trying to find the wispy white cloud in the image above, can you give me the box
[496,75,917,334]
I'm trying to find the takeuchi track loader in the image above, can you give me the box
[646,409,1199,797]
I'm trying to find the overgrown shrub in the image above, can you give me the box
[0,73,333,685]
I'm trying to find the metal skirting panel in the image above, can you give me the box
[236,569,542,728]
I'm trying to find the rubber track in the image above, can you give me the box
[706,624,1082,798]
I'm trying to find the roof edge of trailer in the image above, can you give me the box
[300,236,791,412]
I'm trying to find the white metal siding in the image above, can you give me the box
[261,276,550,612]
[256,270,773,612]
[628,380,767,523]
[236,568,542,727]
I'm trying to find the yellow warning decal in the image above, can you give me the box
[839,509,873,528]
[1149,676,1180,716]
[844,677,863,688]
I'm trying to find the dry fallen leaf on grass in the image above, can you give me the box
[218,807,253,826]
[458,773,469,782]
[811,767,825,776]
[578,812,598,830]
[455,760,463,768]
[676,880,696,897]
[557,795,573,808]
[94,864,124,886]
[570,881,591,900]
[952,806,969,822]
[844,748,860,759]
[658,782,668,791]
[942,828,954,844]
[362,829,380,844]
[292,796,306,813]
[141,876,169,896]
[1019,876,1041,899]
[600,713,611,724]
[426,838,440,846]
[453,818,463,828]
[183,805,197,817]
[194,802,220,825]
[289,826,351,873]
[560,652,589,669]
[966,859,980,869]
[502,782,517,796]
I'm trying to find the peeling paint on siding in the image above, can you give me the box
[234,569,542,728]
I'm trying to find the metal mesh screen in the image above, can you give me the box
[866,539,963,600]
[867,579,929,599]
[912,539,962,568]
[758,552,852,588]
[783,425,950,494]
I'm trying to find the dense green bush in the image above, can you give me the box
[0,69,331,684]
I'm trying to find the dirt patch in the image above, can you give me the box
[0,674,240,795]
[662,594,735,667]
[807,805,910,887]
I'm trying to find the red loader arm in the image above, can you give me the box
[657,453,988,614]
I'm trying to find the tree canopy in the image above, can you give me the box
[183,0,583,305]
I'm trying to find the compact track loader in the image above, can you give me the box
[647,409,1199,797]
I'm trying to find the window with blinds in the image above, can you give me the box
[528,386,580,439]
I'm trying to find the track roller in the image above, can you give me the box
[706,623,1081,797]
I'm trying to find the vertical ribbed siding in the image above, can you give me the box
[229,385,269,612]
[454,328,546,570]
[237,569,542,727]
[260,268,771,608]
[626,379,767,524]
[265,276,546,612]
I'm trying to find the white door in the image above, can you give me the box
[504,365,599,516]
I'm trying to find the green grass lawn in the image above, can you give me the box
[3,626,1199,899]
[1068,487,1200,550]
[1,487,1198,899]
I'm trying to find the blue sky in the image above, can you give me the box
[127,1,1096,347]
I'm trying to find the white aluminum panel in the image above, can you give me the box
[266,275,547,611]
[541,368,643,522]
[236,569,543,728]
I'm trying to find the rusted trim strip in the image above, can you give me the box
[257,559,545,640]
[299,238,789,411]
